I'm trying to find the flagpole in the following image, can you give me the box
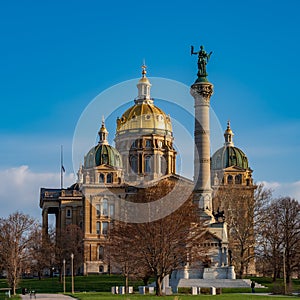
[61,145,64,189]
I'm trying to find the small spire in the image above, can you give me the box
[98,117,109,145]
[141,63,147,77]
[224,120,234,146]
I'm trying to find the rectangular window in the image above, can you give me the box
[96,222,100,234]
[96,204,100,217]
[102,222,109,235]
[102,200,108,216]
[109,204,114,218]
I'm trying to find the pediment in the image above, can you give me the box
[94,164,118,171]
[203,230,222,243]
[223,165,246,172]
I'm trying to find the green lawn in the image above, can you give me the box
[0,275,300,299]
[72,292,300,300]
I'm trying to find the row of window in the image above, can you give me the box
[95,200,114,217]
[227,174,242,184]
[96,221,109,235]
[99,173,113,183]
[130,155,167,174]
[131,139,164,149]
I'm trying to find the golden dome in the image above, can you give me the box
[116,101,173,135]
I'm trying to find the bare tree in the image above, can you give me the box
[212,183,273,277]
[108,221,148,292]
[56,224,84,276]
[0,212,38,295]
[277,197,300,285]
[213,186,255,277]
[256,196,300,289]
[28,225,56,279]
[109,182,207,296]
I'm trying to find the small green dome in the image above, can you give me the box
[211,146,249,170]
[211,121,249,170]
[84,144,122,169]
[84,120,122,169]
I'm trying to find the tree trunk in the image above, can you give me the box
[239,260,244,278]
[156,276,163,296]
[125,275,129,294]
[143,274,150,286]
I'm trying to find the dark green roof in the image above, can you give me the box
[211,146,249,170]
[84,144,122,169]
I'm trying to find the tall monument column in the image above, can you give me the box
[190,45,214,216]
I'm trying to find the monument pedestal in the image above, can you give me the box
[203,266,236,279]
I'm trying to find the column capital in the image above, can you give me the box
[190,82,213,105]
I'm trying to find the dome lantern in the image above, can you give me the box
[224,120,234,147]
[98,117,109,145]
[135,64,153,105]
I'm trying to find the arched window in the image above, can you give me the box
[130,156,138,173]
[235,174,242,184]
[107,173,113,183]
[145,156,151,173]
[99,173,105,183]
[99,265,104,273]
[227,175,233,184]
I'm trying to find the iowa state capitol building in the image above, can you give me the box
[40,47,256,279]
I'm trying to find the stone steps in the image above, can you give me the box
[172,278,265,289]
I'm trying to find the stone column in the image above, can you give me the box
[218,244,222,267]
[190,82,214,214]
[223,247,228,266]
[42,208,48,236]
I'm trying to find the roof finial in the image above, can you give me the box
[102,115,105,125]
[227,120,231,130]
[141,61,147,78]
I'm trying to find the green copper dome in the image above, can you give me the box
[211,146,249,170]
[84,121,122,169]
[211,121,249,170]
[84,144,122,169]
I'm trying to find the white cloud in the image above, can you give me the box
[261,180,300,201]
[0,166,75,221]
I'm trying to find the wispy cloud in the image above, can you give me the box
[261,180,300,201]
[0,166,75,221]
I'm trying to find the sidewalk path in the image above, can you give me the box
[20,294,75,300]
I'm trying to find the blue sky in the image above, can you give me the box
[0,0,299,219]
